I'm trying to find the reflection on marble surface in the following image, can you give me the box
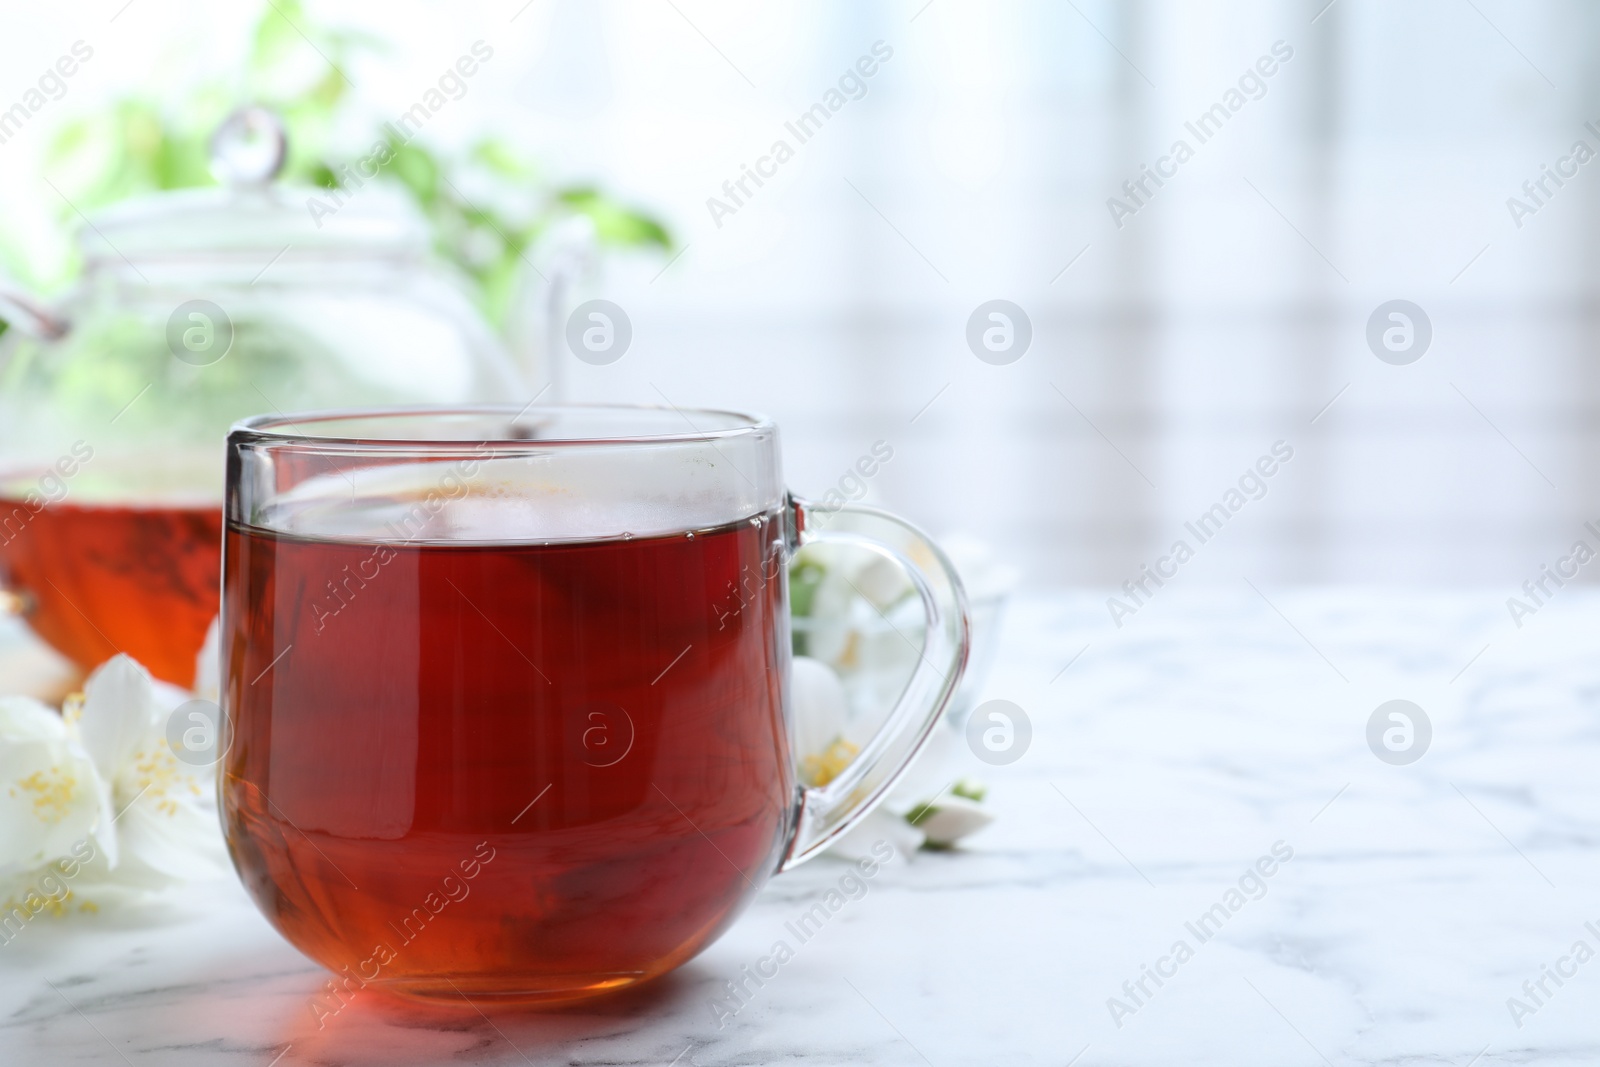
[4,587,1600,1065]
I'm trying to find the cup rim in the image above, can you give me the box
[229,403,774,450]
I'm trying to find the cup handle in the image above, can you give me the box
[778,495,971,870]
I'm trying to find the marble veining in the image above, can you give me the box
[4,588,1600,1065]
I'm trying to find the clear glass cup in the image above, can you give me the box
[221,404,969,1003]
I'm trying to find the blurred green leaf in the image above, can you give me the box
[385,141,441,207]
[307,162,338,189]
[558,187,672,249]
[472,140,536,180]
[248,0,303,71]
[789,559,827,618]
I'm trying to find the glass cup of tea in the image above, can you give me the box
[221,405,969,1003]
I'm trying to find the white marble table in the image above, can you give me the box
[3,587,1598,1066]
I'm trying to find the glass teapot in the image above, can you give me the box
[0,108,582,688]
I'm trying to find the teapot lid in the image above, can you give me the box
[79,107,431,262]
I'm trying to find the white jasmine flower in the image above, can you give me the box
[792,542,917,672]
[69,655,228,887]
[0,655,228,925]
[789,655,993,860]
[888,726,995,849]
[791,656,860,788]
[906,794,996,849]
[829,805,928,861]
[0,696,112,877]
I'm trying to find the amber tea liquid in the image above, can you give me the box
[0,498,222,688]
[221,510,794,1000]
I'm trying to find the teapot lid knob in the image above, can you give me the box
[209,106,287,187]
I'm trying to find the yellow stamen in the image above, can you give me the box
[10,768,80,824]
[801,736,860,787]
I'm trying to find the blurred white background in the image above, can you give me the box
[4,0,1598,586]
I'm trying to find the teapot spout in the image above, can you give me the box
[0,278,69,340]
